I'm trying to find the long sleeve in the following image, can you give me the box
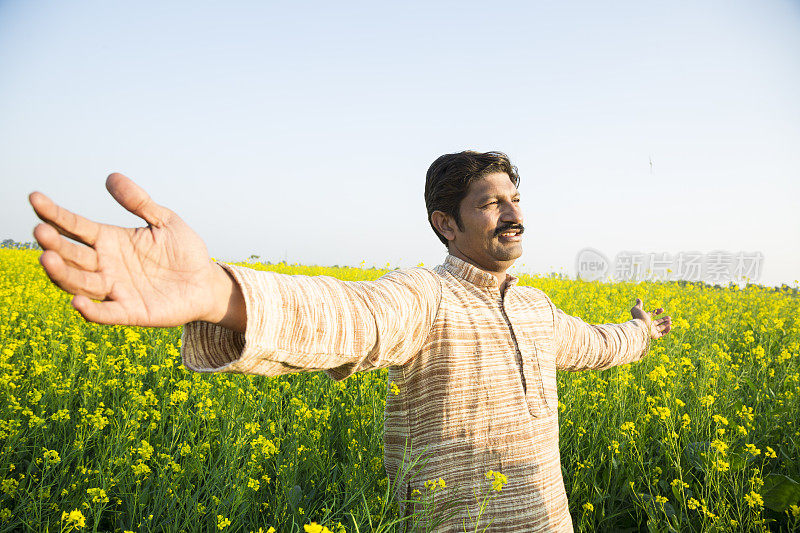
[549,300,651,372]
[180,263,442,380]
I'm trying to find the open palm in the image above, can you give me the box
[30,173,224,327]
[630,298,673,340]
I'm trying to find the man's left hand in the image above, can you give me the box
[631,298,672,340]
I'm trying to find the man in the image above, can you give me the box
[29,150,672,532]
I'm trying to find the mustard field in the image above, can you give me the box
[1,249,799,532]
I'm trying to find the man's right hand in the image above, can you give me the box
[29,173,246,332]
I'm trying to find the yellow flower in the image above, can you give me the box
[61,509,86,530]
[485,470,507,492]
[86,487,109,504]
[1,478,19,496]
[670,479,689,489]
[710,439,728,455]
[43,449,61,465]
[138,440,154,460]
[765,446,777,458]
[744,491,763,508]
[712,414,729,426]
[217,514,231,530]
[744,443,760,456]
[582,502,594,512]
[304,524,333,533]
[131,462,151,477]
[424,477,446,491]
[714,459,730,472]
[389,382,400,396]
[699,394,715,408]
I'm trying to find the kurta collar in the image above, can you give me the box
[443,254,519,290]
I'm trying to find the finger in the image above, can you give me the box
[72,295,131,326]
[34,223,98,271]
[656,316,672,325]
[39,251,109,300]
[651,308,664,316]
[106,173,172,228]
[29,191,102,246]
[634,298,643,308]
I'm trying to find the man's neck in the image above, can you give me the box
[447,248,513,292]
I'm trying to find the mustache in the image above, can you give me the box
[494,224,525,237]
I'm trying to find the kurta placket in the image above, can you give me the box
[500,284,551,418]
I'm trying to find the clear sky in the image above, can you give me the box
[1,0,798,287]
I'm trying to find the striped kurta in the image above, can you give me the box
[181,254,650,532]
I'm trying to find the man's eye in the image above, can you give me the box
[483,201,498,208]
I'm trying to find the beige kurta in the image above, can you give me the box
[181,254,650,532]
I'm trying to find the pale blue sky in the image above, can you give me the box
[1,1,798,286]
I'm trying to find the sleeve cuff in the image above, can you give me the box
[180,318,246,372]
[180,262,277,374]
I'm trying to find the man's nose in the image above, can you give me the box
[501,201,523,225]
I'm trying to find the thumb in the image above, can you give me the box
[634,298,643,308]
[106,173,172,228]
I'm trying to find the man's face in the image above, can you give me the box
[448,172,524,272]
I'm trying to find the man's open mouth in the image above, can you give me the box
[496,227,524,241]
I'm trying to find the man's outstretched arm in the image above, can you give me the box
[29,173,246,331]
[181,264,440,378]
[30,173,441,379]
[551,297,673,371]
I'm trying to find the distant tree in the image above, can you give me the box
[0,239,42,250]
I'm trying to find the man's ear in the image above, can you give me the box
[431,210,457,243]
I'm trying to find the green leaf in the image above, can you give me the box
[683,441,709,472]
[728,451,751,471]
[761,474,800,512]
[741,376,757,393]
[288,484,303,511]
[671,483,682,503]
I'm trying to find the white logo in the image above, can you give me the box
[575,248,610,281]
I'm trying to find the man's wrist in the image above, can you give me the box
[632,317,651,338]
[201,262,247,333]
